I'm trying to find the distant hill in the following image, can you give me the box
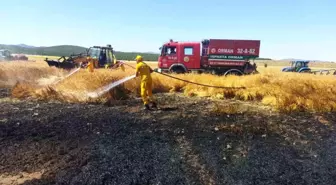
[17,44,36,48]
[0,44,271,61]
[280,58,333,62]
[255,58,272,60]
[0,44,161,61]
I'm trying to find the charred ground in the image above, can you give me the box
[1,87,336,185]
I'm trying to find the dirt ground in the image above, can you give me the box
[1,87,336,185]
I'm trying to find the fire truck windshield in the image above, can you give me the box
[160,45,177,56]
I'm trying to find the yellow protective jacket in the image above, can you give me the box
[135,62,153,82]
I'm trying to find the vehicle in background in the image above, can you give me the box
[282,60,336,75]
[281,60,311,73]
[0,49,28,61]
[44,44,119,70]
[157,39,261,76]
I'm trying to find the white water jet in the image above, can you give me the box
[87,74,136,98]
[52,67,81,85]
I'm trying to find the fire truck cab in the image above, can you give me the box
[158,39,201,73]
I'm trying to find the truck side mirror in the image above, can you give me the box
[161,50,166,56]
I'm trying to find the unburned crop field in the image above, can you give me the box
[2,59,336,112]
[1,58,336,184]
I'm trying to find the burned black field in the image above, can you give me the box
[1,88,336,185]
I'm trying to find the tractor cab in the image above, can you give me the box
[291,61,309,69]
[282,60,311,73]
[86,44,116,67]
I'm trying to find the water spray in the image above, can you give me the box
[87,74,136,98]
[52,67,81,85]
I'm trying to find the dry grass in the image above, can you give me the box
[1,59,336,113]
[0,60,66,87]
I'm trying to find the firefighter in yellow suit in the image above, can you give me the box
[87,56,95,72]
[135,55,157,110]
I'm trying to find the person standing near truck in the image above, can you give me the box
[87,56,95,72]
[135,55,157,110]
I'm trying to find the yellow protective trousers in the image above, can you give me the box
[140,78,154,105]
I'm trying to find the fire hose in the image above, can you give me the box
[119,61,246,90]
[50,61,247,99]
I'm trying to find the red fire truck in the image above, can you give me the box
[157,39,260,76]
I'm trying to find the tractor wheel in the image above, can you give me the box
[299,70,311,74]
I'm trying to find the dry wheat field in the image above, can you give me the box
[1,57,336,112]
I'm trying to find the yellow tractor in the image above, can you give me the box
[45,44,121,70]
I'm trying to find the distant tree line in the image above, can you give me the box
[0,44,161,61]
[0,44,271,61]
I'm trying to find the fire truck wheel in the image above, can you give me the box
[224,70,243,76]
[171,67,185,74]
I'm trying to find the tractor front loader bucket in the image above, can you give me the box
[45,57,76,70]
[45,54,87,70]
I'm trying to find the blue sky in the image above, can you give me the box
[1,0,336,61]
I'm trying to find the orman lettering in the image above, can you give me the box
[217,48,234,54]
